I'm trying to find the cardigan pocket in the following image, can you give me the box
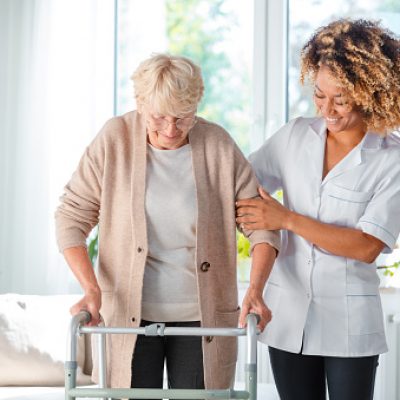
[99,291,113,325]
[214,307,240,366]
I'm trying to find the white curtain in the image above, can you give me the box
[0,0,115,294]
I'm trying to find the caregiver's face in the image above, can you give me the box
[314,65,365,134]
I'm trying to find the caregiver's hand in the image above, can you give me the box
[236,187,291,230]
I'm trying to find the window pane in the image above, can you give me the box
[116,0,254,154]
[288,0,400,120]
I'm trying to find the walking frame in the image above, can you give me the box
[65,312,259,400]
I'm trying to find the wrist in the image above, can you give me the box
[247,284,264,296]
[284,210,297,231]
[84,285,101,296]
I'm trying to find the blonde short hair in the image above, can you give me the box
[132,53,204,116]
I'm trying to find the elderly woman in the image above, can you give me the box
[55,54,280,391]
[237,19,400,400]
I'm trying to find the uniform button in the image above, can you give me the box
[137,247,143,253]
[200,262,210,272]
[131,317,136,322]
[206,336,214,343]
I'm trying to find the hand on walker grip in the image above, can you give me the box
[70,289,101,326]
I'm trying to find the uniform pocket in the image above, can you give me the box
[347,294,384,335]
[324,184,373,226]
[214,307,240,366]
[264,281,281,318]
[327,184,373,203]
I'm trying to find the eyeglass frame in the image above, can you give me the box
[145,112,198,133]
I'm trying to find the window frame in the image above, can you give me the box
[252,0,288,149]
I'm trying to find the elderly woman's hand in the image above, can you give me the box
[239,286,272,332]
[70,288,102,327]
[236,187,290,231]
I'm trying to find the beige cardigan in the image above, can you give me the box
[55,111,280,389]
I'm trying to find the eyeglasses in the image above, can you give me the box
[146,114,197,133]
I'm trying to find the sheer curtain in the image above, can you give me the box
[0,0,115,294]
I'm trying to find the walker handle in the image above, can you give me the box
[247,312,261,324]
[78,309,92,325]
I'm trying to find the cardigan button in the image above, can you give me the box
[137,247,143,253]
[131,317,136,322]
[206,336,214,343]
[200,262,210,272]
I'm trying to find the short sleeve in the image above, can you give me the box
[249,118,297,194]
[233,143,281,253]
[357,153,400,253]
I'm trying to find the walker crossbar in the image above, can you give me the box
[65,311,259,400]
[67,388,250,399]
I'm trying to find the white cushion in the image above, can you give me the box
[0,294,92,386]
[0,386,97,400]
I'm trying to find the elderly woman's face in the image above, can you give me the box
[314,65,365,134]
[145,110,197,150]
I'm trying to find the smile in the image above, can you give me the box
[326,117,340,123]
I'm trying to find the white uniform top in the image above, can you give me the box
[250,117,400,357]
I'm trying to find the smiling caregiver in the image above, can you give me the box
[237,18,400,400]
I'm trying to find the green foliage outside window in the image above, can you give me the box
[237,231,250,260]
[165,0,251,153]
[378,261,400,277]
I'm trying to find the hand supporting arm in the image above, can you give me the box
[236,187,385,263]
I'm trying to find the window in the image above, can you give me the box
[116,0,255,154]
[288,0,400,120]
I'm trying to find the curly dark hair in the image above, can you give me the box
[300,19,400,134]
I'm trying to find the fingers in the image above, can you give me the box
[236,205,262,229]
[236,189,271,208]
[86,307,101,326]
[241,288,273,331]
[237,221,266,231]
[257,303,272,331]
[236,215,256,224]
[239,304,250,328]
[70,296,101,326]
[236,205,259,217]
[258,308,272,332]
[236,198,262,208]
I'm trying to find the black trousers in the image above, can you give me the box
[269,347,379,400]
[131,320,204,395]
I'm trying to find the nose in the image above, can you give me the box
[320,99,336,116]
[162,120,180,137]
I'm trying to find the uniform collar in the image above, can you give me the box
[308,118,384,185]
[309,117,384,150]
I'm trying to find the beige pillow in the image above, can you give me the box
[0,294,92,386]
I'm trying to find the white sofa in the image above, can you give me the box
[0,294,92,400]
